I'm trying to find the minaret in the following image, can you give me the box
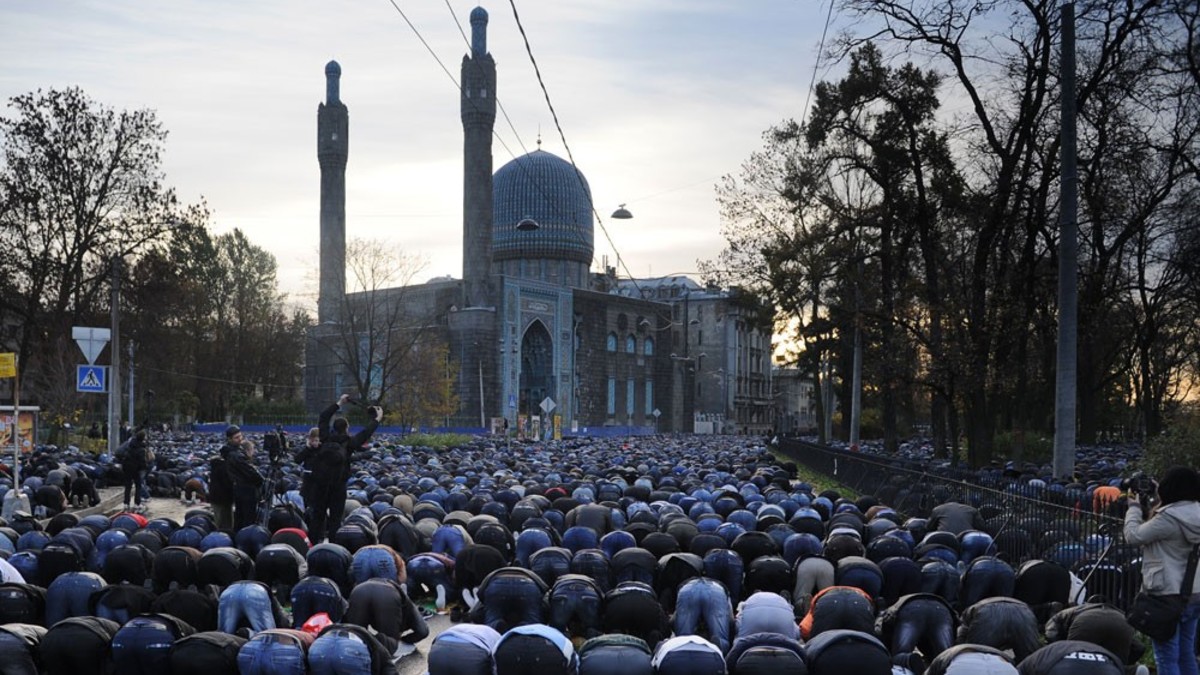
[318,60,348,324]
[461,7,497,308]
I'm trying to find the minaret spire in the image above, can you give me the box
[318,60,349,324]
[461,7,497,308]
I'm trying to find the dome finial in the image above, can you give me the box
[325,60,342,104]
[470,7,488,57]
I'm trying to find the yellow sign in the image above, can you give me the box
[0,353,13,379]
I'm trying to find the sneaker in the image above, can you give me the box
[122,503,131,513]
[1136,666,1150,675]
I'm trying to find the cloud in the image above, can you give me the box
[1,0,835,297]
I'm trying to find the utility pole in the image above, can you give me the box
[107,257,122,454]
[127,341,135,428]
[1053,0,1078,479]
[849,258,863,449]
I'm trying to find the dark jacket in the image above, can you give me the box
[315,403,379,481]
[1016,640,1124,675]
[926,644,1014,675]
[956,596,1041,663]
[1045,602,1144,666]
[928,501,984,535]
[209,453,234,506]
[345,578,429,645]
[221,442,263,491]
[119,436,148,476]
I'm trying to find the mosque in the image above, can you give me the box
[304,7,777,436]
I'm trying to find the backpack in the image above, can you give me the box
[315,439,347,472]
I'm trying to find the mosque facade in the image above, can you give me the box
[305,7,776,436]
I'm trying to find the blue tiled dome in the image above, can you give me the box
[492,150,594,264]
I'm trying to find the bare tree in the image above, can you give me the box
[322,238,440,408]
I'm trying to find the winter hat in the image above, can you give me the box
[1157,466,1200,506]
[225,425,241,439]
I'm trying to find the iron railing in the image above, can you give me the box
[776,438,1139,610]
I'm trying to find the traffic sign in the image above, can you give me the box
[0,353,14,379]
[652,408,661,419]
[540,397,556,414]
[72,327,110,365]
[76,365,107,393]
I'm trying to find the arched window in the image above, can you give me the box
[606,332,618,352]
[643,337,655,356]
[625,334,636,353]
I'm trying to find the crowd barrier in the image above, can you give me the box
[776,439,1138,611]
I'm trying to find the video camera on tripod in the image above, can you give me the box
[262,424,288,465]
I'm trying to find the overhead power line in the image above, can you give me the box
[505,0,644,296]
[382,0,609,274]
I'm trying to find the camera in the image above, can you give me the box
[1121,471,1155,511]
[263,425,288,464]
[1120,471,1154,494]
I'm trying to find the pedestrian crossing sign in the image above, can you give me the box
[76,365,107,393]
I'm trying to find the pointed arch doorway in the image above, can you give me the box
[519,320,554,419]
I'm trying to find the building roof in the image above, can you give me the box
[492,150,594,265]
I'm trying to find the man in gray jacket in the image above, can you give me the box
[1124,466,1200,675]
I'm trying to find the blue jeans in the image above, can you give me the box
[218,581,278,635]
[548,579,602,638]
[45,572,106,626]
[291,577,348,628]
[407,555,452,600]
[673,576,733,653]
[432,525,467,558]
[1153,600,1200,675]
[308,629,375,675]
[481,573,546,631]
[238,632,308,675]
[703,550,745,603]
[351,546,400,585]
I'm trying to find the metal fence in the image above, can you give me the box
[776,439,1139,610]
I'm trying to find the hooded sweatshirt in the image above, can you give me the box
[1124,500,1200,595]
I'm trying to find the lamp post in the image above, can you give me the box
[717,368,731,433]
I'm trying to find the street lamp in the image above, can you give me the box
[611,204,633,219]
[714,368,731,433]
[516,217,540,231]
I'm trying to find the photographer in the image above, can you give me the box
[307,394,382,544]
[1124,466,1200,675]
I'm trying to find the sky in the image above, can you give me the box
[1,0,838,307]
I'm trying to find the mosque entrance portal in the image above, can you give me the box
[519,320,554,420]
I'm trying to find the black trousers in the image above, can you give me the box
[307,479,346,545]
[890,597,956,661]
[233,487,260,531]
